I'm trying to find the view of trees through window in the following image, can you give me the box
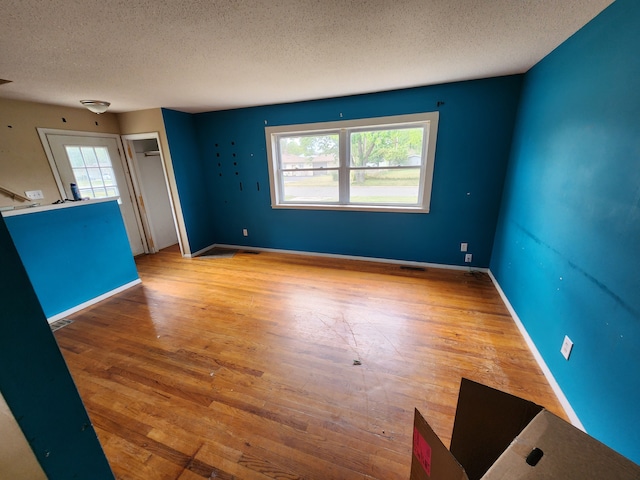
[277,128,425,204]
[350,127,423,168]
[279,134,338,163]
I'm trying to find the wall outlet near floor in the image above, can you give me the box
[242,228,248,237]
[25,190,44,200]
[561,335,574,360]
[461,242,468,252]
[464,253,472,263]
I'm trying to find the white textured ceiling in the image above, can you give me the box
[0,0,614,113]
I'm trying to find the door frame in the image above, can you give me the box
[37,128,150,254]
[121,132,184,255]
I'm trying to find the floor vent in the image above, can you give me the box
[198,247,237,259]
[50,318,74,332]
[400,265,426,272]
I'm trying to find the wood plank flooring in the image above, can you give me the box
[54,246,566,480]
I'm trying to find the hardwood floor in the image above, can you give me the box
[55,246,566,480]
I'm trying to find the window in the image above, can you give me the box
[266,112,439,213]
[65,145,120,199]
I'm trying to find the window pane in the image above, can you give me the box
[73,168,91,188]
[92,187,108,198]
[101,167,116,186]
[79,188,94,199]
[105,186,119,197]
[350,127,424,167]
[282,170,339,202]
[87,167,103,186]
[279,134,339,170]
[349,168,421,204]
[66,147,85,168]
[95,147,112,167]
[80,147,99,167]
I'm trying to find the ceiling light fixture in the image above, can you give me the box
[80,100,111,114]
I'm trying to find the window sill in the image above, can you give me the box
[271,203,429,214]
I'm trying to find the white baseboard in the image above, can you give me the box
[47,278,142,324]
[212,243,487,272]
[488,270,585,431]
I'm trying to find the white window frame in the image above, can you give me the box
[265,112,439,213]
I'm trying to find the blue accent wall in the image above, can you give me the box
[4,200,139,319]
[162,108,216,253]
[187,76,523,267]
[0,214,114,478]
[491,0,640,463]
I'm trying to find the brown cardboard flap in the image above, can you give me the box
[449,379,544,480]
[411,409,469,480]
[481,410,640,479]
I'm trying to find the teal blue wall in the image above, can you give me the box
[0,214,114,478]
[5,200,139,319]
[162,108,216,253]
[491,0,640,463]
[182,76,523,267]
[159,0,639,463]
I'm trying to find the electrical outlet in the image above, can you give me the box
[461,243,468,252]
[242,228,248,237]
[25,190,44,200]
[464,253,472,263]
[561,335,573,360]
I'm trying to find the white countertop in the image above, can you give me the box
[1,197,118,217]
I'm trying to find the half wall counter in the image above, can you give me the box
[2,198,140,321]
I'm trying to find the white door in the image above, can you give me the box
[39,131,146,256]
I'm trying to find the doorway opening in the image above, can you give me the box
[121,134,182,254]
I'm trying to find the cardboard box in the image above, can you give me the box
[410,378,640,480]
